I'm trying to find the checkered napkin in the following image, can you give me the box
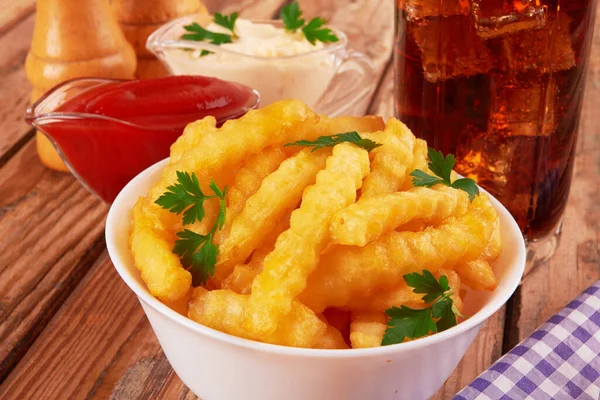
[454,281,600,400]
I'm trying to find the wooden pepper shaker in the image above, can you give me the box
[112,0,208,79]
[26,0,137,172]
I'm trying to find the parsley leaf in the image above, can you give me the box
[382,306,436,345]
[403,270,449,303]
[156,171,213,225]
[209,179,228,230]
[181,22,233,56]
[173,229,218,286]
[213,12,238,36]
[382,270,461,346]
[450,178,481,203]
[157,174,228,285]
[431,297,457,332]
[284,131,382,153]
[427,148,453,183]
[280,2,339,44]
[410,147,480,201]
[281,2,305,32]
[302,17,339,45]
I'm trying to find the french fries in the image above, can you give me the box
[129,100,503,349]
[245,144,370,336]
[215,149,329,281]
[189,287,341,348]
[350,312,387,349]
[130,197,191,301]
[361,119,415,197]
[330,185,469,246]
[300,194,497,313]
[223,146,287,226]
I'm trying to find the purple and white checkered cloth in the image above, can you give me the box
[454,281,600,400]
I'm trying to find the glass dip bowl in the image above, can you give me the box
[147,16,375,116]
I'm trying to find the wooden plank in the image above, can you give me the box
[504,4,600,347]
[0,13,34,162]
[0,252,192,399]
[0,254,151,399]
[0,0,35,34]
[0,140,107,382]
[219,0,289,16]
[368,61,394,119]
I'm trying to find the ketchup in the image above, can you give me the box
[34,76,259,202]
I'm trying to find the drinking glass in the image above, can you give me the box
[394,0,598,276]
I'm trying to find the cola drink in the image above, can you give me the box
[395,0,597,243]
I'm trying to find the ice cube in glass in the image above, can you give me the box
[411,16,494,82]
[471,0,546,38]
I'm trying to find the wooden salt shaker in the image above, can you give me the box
[26,0,137,171]
[112,0,208,79]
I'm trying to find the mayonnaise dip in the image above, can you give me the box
[163,19,338,107]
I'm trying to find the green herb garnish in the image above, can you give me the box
[382,270,462,346]
[214,12,239,36]
[284,131,382,153]
[281,2,305,32]
[410,148,480,201]
[156,173,227,285]
[302,17,339,45]
[181,22,233,56]
[281,2,339,44]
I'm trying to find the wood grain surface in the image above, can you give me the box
[0,140,106,382]
[0,0,598,399]
[0,13,33,164]
[0,0,35,34]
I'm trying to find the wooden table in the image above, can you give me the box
[0,1,598,399]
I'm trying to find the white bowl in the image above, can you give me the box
[106,158,526,400]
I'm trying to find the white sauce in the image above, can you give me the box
[164,19,338,107]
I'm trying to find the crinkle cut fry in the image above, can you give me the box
[318,114,385,138]
[221,265,257,295]
[455,219,501,291]
[299,194,498,313]
[214,146,287,245]
[214,148,330,282]
[350,312,387,349]
[188,287,329,348]
[313,325,349,349]
[220,217,289,294]
[220,208,290,293]
[455,259,497,291]
[361,118,415,197]
[245,143,371,337]
[330,185,469,246]
[483,218,502,261]
[169,117,218,164]
[347,282,424,313]
[225,147,287,225]
[314,313,349,349]
[438,269,463,313]
[400,137,429,190]
[130,198,192,302]
[149,100,320,201]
